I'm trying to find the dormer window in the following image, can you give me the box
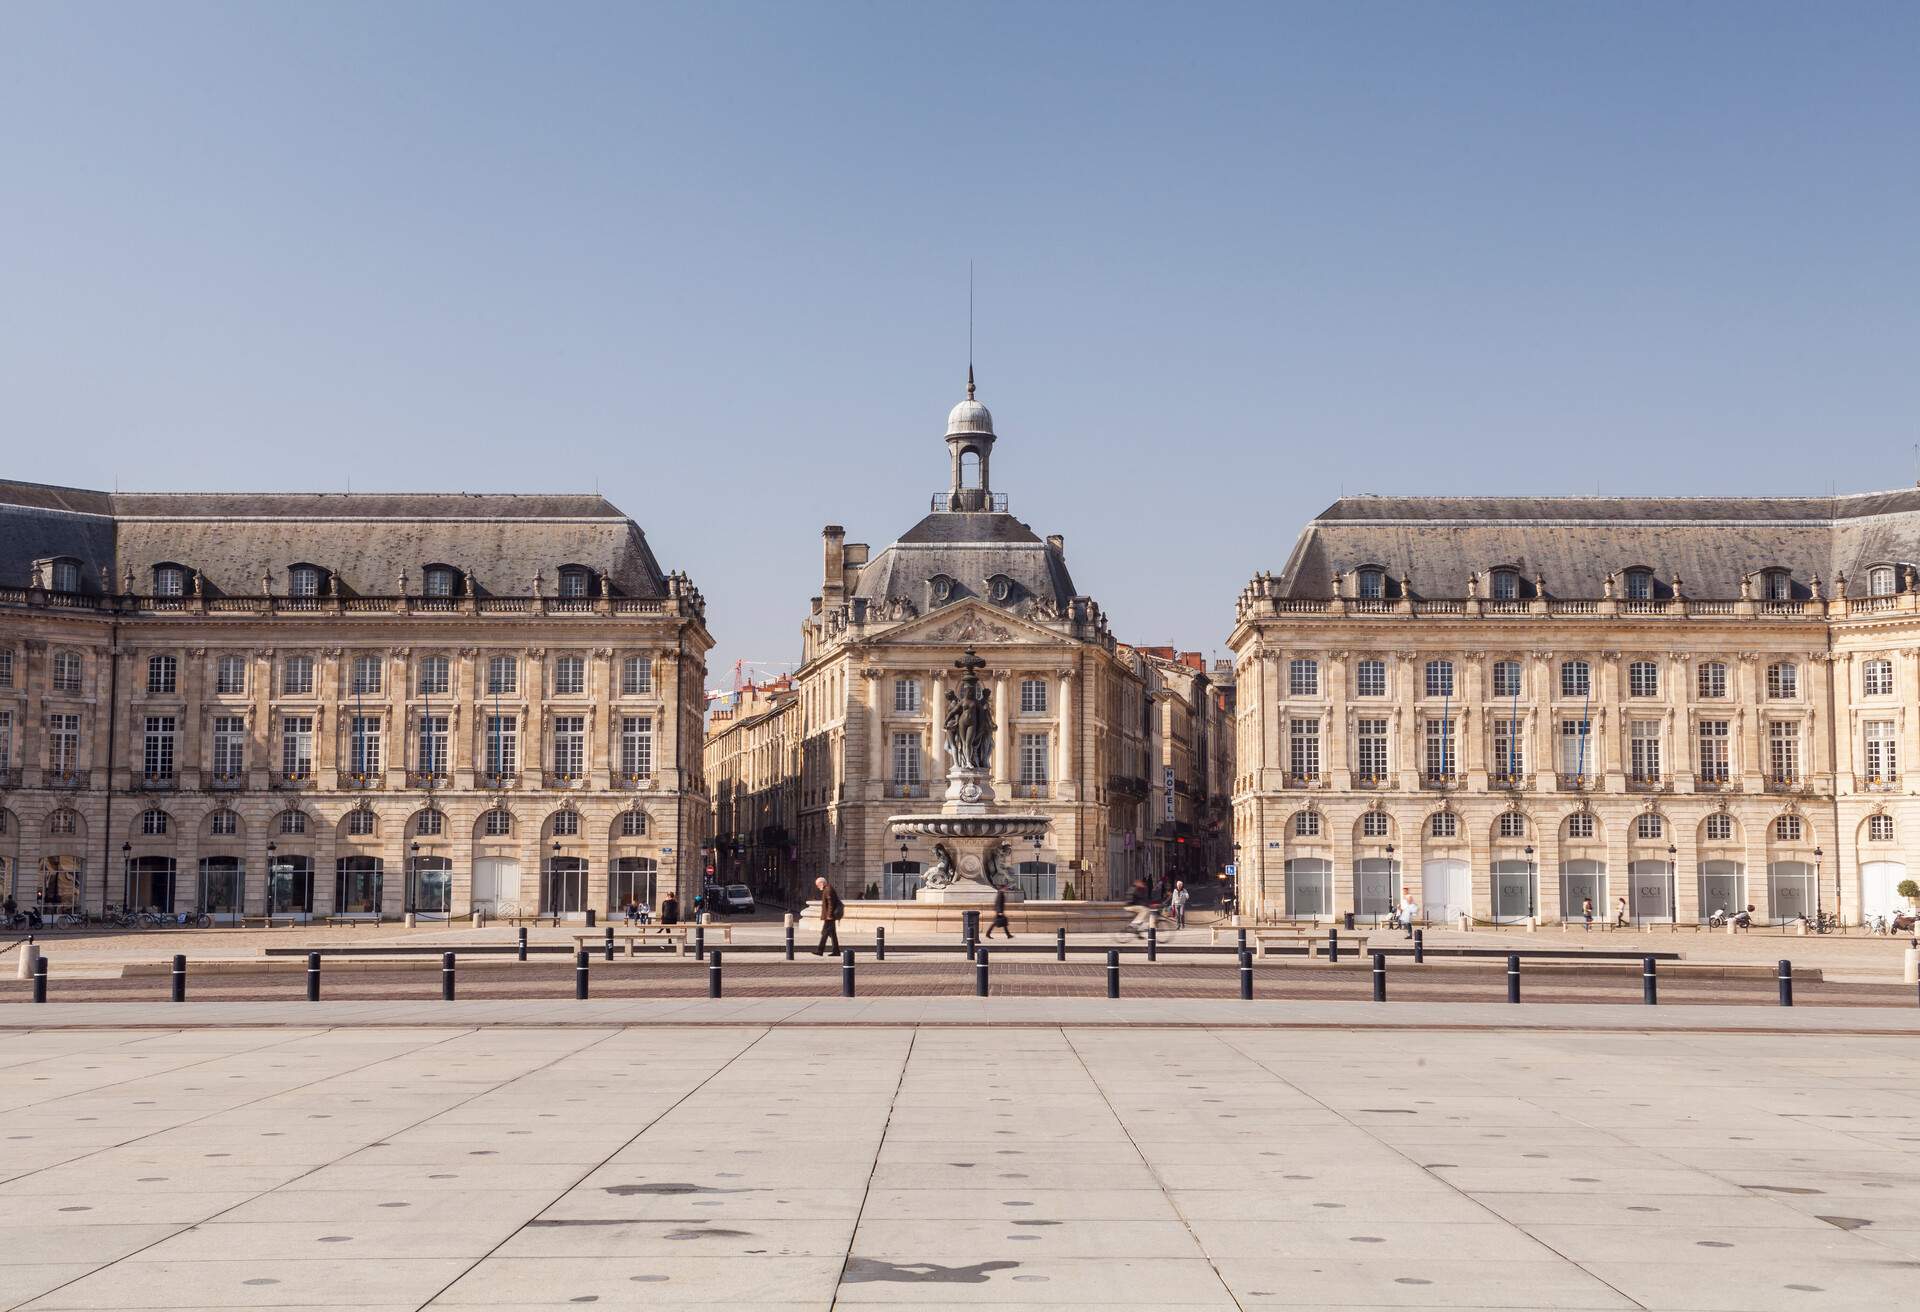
[558,568,590,598]
[1489,569,1520,601]
[1623,569,1653,601]
[928,573,957,605]
[50,559,80,593]
[288,565,323,598]
[423,566,457,598]
[1356,569,1385,600]
[153,565,188,597]
[1870,566,1897,597]
[1762,570,1792,601]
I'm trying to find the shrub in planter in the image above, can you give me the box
[1897,878,1920,904]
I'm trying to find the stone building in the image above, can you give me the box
[0,480,711,921]
[703,676,801,906]
[1132,647,1235,892]
[1230,493,1920,927]
[784,380,1152,900]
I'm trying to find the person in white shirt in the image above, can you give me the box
[1398,889,1419,939]
[1169,881,1190,929]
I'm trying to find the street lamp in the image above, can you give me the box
[550,840,562,925]
[120,841,131,918]
[1814,845,1825,929]
[1384,843,1396,926]
[1524,844,1536,923]
[1666,843,1678,927]
[410,841,421,921]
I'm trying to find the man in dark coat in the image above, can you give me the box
[813,876,843,955]
[985,886,1012,939]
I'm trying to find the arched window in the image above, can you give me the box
[1766,662,1797,699]
[1869,566,1896,597]
[1429,811,1458,839]
[552,811,580,837]
[620,810,648,837]
[1292,810,1321,838]
[288,565,323,598]
[1497,811,1527,839]
[1360,811,1389,838]
[1489,569,1520,601]
[1565,813,1595,840]
[1623,569,1654,600]
[1697,661,1728,699]
[139,809,169,836]
[1774,814,1803,842]
[346,809,377,837]
[1868,814,1894,842]
[1355,568,1385,600]
[1704,813,1733,842]
[153,564,188,597]
[482,809,513,837]
[1635,813,1664,840]
[279,810,307,835]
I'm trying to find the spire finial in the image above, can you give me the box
[967,363,975,400]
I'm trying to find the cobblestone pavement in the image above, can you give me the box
[1,1022,1919,1309]
[2,956,1915,1008]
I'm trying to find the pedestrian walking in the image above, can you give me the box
[985,886,1013,939]
[1613,895,1629,929]
[812,876,843,955]
[659,893,680,948]
[1398,888,1419,939]
[1581,897,1594,932]
[1169,881,1190,929]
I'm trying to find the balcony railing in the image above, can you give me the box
[1421,771,1461,789]
[1864,774,1899,791]
[406,771,450,790]
[136,772,176,791]
[1352,772,1390,789]
[209,771,246,791]
[479,772,520,790]
[1626,772,1669,793]
[612,772,656,790]
[884,781,929,799]
[1283,772,1320,789]
[930,490,1008,513]
[1555,773,1593,791]
[545,770,587,789]
[0,767,14,789]
[1765,774,1804,793]
[339,772,381,790]
[1490,772,1527,789]
[271,770,314,789]
[1012,781,1050,799]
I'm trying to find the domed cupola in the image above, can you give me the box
[943,367,998,512]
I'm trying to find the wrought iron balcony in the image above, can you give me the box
[1765,773,1804,793]
[544,770,587,789]
[271,770,313,790]
[406,771,450,790]
[136,772,176,791]
[1555,773,1593,792]
[209,771,247,791]
[45,768,91,790]
[1864,774,1900,791]
[339,772,381,790]
[1421,771,1460,790]
[1012,781,1050,799]
[884,781,928,799]
[1491,772,1527,789]
[1283,771,1320,789]
[479,771,520,791]
[1351,772,1390,789]
[612,772,656,790]
[1626,772,1670,793]
[0,767,15,789]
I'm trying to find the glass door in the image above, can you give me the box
[268,857,314,920]
[541,857,586,917]
[197,857,244,925]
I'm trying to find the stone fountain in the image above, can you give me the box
[890,647,1050,904]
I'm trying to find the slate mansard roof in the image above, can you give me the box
[0,479,671,598]
[852,510,1080,613]
[1273,490,1920,600]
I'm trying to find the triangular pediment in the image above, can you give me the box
[879,599,1066,647]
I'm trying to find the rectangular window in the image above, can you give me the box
[349,715,382,777]
[1493,718,1525,778]
[555,656,585,695]
[1768,721,1801,783]
[553,714,585,777]
[0,648,13,687]
[1289,659,1319,697]
[49,713,80,774]
[1423,717,1455,779]
[148,654,176,694]
[417,713,448,775]
[282,715,314,777]
[1354,659,1386,698]
[1865,720,1898,783]
[487,656,518,695]
[1560,661,1590,698]
[1864,660,1894,697]
[486,714,518,776]
[1019,732,1050,784]
[1697,719,1730,782]
[212,715,246,776]
[894,678,921,713]
[1697,662,1727,699]
[1288,718,1320,779]
[143,715,176,779]
[620,715,653,778]
[1492,660,1523,698]
[1767,663,1797,699]
[1424,660,1454,698]
[215,654,246,695]
[1628,661,1659,698]
[622,656,653,695]
[1558,719,1592,776]
[416,656,449,696]
[891,731,923,784]
[351,656,383,695]
[281,656,313,695]
[1355,718,1389,781]
[1020,678,1048,713]
[0,710,10,770]
[1629,719,1662,781]
[52,651,83,694]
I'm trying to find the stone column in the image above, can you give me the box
[929,670,947,788]
[992,672,1011,789]
[1057,667,1076,794]
[865,669,885,795]
[180,647,206,789]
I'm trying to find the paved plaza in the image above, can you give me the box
[0,1007,1918,1309]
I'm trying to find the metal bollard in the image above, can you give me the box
[841,948,855,997]
[1372,950,1386,1001]
[709,949,723,998]
[1413,929,1424,964]
[32,957,47,1004]
[307,952,321,1001]
[575,948,589,1000]
[1344,911,1355,931]
[1056,926,1067,961]
[966,920,978,962]
[171,954,186,1003]
[1239,949,1254,1000]
[517,926,528,962]
[442,952,456,1001]
[1147,927,1158,962]
[785,923,795,961]
[695,924,706,961]
[1328,927,1340,964]
[604,926,615,962]
[1507,953,1521,1004]
[1642,956,1657,1006]
[976,946,990,997]
[875,927,885,961]
[1778,959,1793,1007]
[1106,948,1120,999]
[1237,927,1248,956]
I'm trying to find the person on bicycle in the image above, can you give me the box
[1126,880,1154,937]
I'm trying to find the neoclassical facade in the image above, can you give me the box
[1230,493,1920,926]
[781,382,1152,900]
[703,676,802,906]
[0,481,711,921]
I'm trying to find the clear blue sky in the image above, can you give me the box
[4,2,1916,683]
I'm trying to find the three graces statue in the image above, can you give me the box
[942,646,995,771]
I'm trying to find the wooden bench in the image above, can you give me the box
[572,924,735,957]
[1208,925,1349,958]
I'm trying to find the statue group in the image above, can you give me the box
[942,646,995,772]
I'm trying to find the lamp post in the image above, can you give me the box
[409,841,421,920]
[1814,845,1825,928]
[1667,843,1678,927]
[266,840,276,923]
[1384,843,1396,925]
[549,839,561,923]
[1524,844,1536,923]
[121,841,131,917]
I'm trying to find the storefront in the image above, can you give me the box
[125,856,176,914]
[1491,857,1536,923]
[268,856,314,920]
[405,856,452,919]
[1284,857,1331,919]
[334,857,384,918]
[1767,860,1815,923]
[1420,858,1470,924]
[197,856,245,924]
[1698,860,1744,922]
[1559,859,1606,923]
[1626,859,1674,924]
[610,856,659,911]
[541,856,587,917]
[1354,857,1398,922]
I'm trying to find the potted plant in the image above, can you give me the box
[1897,878,1919,909]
